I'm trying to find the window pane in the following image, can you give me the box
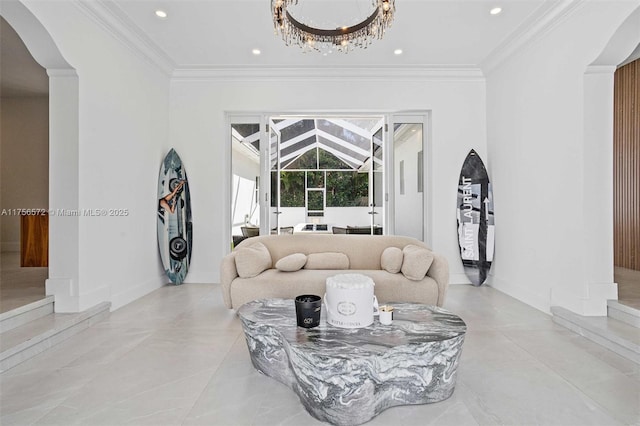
[270,171,277,207]
[307,171,324,188]
[280,171,305,207]
[326,171,368,207]
[318,148,353,169]
[285,148,317,169]
[307,191,324,211]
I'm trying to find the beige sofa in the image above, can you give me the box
[220,234,449,310]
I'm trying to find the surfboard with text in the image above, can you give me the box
[157,148,192,284]
[456,149,494,286]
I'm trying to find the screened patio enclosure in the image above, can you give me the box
[230,113,426,246]
[231,116,384,242]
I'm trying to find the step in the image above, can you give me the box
[551,306,640,364]
[607,299,640,328]
[0,301,111,372]
[0,296,55,333]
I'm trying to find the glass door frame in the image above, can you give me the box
[387,113,432,245]
[267,121,282,235]
[369,118,386,235]
[225,111,431,253]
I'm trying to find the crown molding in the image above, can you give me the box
[481,0,586,75]
[171,66,485,82]
[73,0,175,76]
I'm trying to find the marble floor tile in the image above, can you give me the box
[578,375,640,425]
[0,252,47,314]
[502,328,637,387]
[1,283,639,426]
[460,361,621,425]
[34,371,213,426]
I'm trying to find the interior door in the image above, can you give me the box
[369,119,385,235]
[268,121,282,234]
[229,118,262,247]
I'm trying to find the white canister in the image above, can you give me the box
[324,274,379,329]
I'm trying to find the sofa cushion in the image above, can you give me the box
[381,247,403,274]
[304,252,349,270]
[235,242,272,278]
[401,244,434,281]
[230,269,440,310]
[275,253,307,272]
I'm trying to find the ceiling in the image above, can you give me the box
[106,0,548,69]
[1,0,558,96]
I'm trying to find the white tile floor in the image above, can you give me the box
[0,252,47,314]
[1,284,638,426]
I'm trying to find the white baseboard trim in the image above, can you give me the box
[551,281,618,316]
[109,274,166,311]
[489,276,551,314]
[45,279,110,313]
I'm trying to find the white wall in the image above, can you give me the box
[13,1,171,311]
[0,96,48,251]
[485,2,640,315]
[170,75,487,284]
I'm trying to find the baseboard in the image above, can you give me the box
[109,274,166,311]
[45,279,110,313]
[551,282,617,316]
[489,276,551,314]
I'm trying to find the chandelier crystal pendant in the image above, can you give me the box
[271,0,395,53]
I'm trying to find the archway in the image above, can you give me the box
[0,0,80,312]
[582,5,640,307]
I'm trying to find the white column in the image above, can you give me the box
[45,70,81,312]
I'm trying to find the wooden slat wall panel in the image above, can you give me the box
[614,59,640,271]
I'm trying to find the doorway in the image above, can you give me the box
[0,17,49,313]
[228,112,430,248]
[268,116,385,236]
[613,57,640,308]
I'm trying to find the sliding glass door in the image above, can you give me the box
[229,118,261,247]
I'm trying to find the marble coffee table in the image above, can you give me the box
[237,299,467,426]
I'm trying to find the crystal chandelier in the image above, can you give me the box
[271,0,395,53]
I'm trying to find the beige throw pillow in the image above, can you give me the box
[304,252,350,270]
[275,253,307,272]
[234,242,272,278]
[401,244,434,281]
[381,247,403,274]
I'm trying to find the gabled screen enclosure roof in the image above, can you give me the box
[233,116,384,171]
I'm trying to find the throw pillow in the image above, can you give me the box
[381,247,403,274]
[275,253,307,272]
[401,244,434,281]
[304,252,350,270]
[235,242,272,278]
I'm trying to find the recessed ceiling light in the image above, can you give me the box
[252,49,261,55]
[155,10,168,19]
[394,49,403,55]
[490,7,502,15]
